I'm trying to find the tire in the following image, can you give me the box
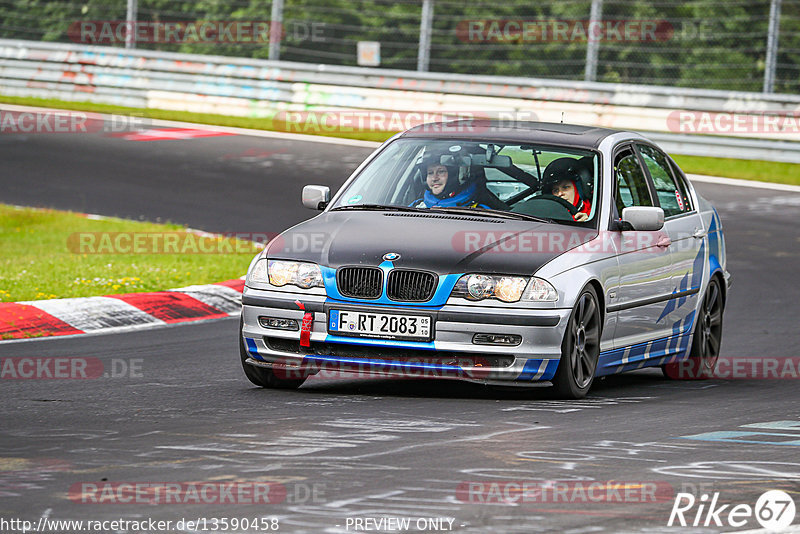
[663,277,724,380]
[239,317,306,389]
[552,286,601,399]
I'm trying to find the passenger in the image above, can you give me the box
[541,158,592,222]
[412,154,491,209]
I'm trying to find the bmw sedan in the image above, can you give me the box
[239,121,730,398]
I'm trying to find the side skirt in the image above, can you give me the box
[596,311,696,376]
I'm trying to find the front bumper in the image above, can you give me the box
[240,286,570,385]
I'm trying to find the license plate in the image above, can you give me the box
[328,309,432,341]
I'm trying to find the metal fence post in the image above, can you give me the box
[584,0,603,81]
[269,0,284,61]
[417,0,433,72]
[125,0,137,49]
[763,0,781,93]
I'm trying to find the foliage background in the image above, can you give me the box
[1,0,798,93]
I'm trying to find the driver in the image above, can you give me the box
[541,158,592,222]
[412,153,491,209]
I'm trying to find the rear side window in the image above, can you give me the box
[613,147,652,214]
[670,160,695,213]
[637,144,690,217]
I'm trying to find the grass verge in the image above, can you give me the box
[1,94,797,185]
[671,154,800,186]
[0,204,260,302]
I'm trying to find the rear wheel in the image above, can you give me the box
[663,278,723,380]
[239,318,306,389]
[552,286,601,399]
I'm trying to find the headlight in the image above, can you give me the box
[246,259,324,289]
[268,260,324,289]
[452,274,527,302]
[451,274,557,303]
[467,274,496,300]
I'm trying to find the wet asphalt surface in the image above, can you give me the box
[1,121,799,533]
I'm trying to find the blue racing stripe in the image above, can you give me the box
[515,358,559,381]
[597,330,691,376]
[244,337,264,361]
[516,358,545,381]
[541,359,559,380]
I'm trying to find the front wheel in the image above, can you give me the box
[663,278,724,380]
[239,318,306,389]
[552,286,601,399]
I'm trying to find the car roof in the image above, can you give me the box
[400,120,625,148]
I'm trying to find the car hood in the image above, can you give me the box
[266,211,598,276]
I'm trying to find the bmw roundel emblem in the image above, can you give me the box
[383,252,401,261]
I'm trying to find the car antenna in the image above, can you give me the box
[561,112,564,124]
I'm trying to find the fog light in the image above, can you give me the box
[473,333,522,346]
[259,316,299,331]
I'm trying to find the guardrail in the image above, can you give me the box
[2,38,799,163]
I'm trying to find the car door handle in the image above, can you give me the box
[693,227,707,239]
[656,236,671,248]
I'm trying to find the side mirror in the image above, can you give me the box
[621,206,664,231]
[302,185,330,210]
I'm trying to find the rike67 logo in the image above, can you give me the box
[668,490,796,529]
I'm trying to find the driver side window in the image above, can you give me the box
[613,147,652,215]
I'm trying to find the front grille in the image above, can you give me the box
[337,267,382,299]
[387,269,437,302]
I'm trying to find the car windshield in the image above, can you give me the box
[329,138,599,225]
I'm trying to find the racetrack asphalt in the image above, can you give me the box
[1,122,799,533]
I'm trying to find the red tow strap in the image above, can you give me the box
[300,311,313,347]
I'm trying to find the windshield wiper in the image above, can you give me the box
[331,204,556,224]
[427,206,554,224]
[330,204,426,212]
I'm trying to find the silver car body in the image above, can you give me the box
[240,125,729,387]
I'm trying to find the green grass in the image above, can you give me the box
[2,94,798,184]
[0,204,260,302]
[671,154,800,186]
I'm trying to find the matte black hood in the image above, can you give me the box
[266,211,597,276]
